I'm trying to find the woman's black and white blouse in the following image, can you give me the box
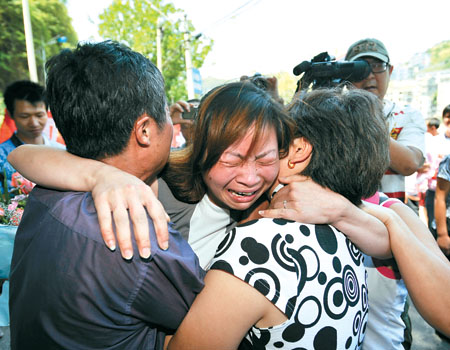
[210,218,368,350]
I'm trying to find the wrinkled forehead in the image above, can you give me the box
[221,124,278,158]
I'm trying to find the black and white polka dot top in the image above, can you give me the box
[210,218,368,350]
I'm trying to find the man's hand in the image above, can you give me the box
[92,167,169,260]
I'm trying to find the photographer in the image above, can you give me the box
[169,99,199,148]
[345,38,426,202]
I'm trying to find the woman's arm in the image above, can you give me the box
[7,145,169,259]
[168,270,283,349]
[434,177,450,256]
[363,202,450,336]
[259,175,391,258]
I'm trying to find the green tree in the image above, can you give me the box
[0,0,78,91]
[427,40,450,72]
[98,0,213,102]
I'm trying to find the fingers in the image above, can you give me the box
[91,169,169,260]
[144,190,170,252]
[258,208,297,221]
[96,196,116,251]
[170,101,189,125]
[259,197,297,220]
[266,76,278,89]
[169,101,189,115]
[128,200,151,259]
[119,183,169,259]
[109,184,140,260]
[178,100,190,111]
[112,205,134,260]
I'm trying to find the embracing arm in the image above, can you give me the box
[363,202,450,336]
[168,270,278,349]
[8,145,101,190]
[435,177,450,256]
[259,175,391,258]
[7,145,169,258]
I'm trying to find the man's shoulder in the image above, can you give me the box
[31,186,89,205]
[29,186,102,238]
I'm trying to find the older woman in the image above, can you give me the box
[167,88,390,349]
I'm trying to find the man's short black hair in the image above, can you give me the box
[426,117,441,129]
[45,40,167,160]
[289,88,390,205]
[3,80,46,117]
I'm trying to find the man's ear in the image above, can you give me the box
[290,137,312,164]
[134,114,152,146]
[388,64,394,76]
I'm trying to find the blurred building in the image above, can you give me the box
[387,51,450,119]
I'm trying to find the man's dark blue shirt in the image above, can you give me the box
[9,186,205,349]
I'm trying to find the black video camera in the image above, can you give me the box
[293,52,371,91]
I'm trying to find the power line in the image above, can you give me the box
[199,0,263,34]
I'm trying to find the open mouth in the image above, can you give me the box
[228,189,257,197]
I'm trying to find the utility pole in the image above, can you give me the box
[183,15,195,100]
[22,0,38,82]
[156,17,162,71]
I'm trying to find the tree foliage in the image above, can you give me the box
[0,0,78,91]
[427,40,450,72]
[98,0,213,102]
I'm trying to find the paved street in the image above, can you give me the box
[410,298,450,350]
[0,298,448,349]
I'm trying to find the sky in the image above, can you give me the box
[66,0,450,81]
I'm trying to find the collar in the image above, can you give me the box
[11,132,50,147]
[383,99,396,119]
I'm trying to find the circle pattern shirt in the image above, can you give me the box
[210,218,368,350]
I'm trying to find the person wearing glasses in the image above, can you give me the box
[345,38,427,350]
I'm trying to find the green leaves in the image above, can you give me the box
[98,0,213,102]
[427,40,450,72]
[0,0,78,90]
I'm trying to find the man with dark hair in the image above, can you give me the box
[0,80,63,191]
[9,41,204,349]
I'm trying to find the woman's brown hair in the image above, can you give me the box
[162,81,294,203]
